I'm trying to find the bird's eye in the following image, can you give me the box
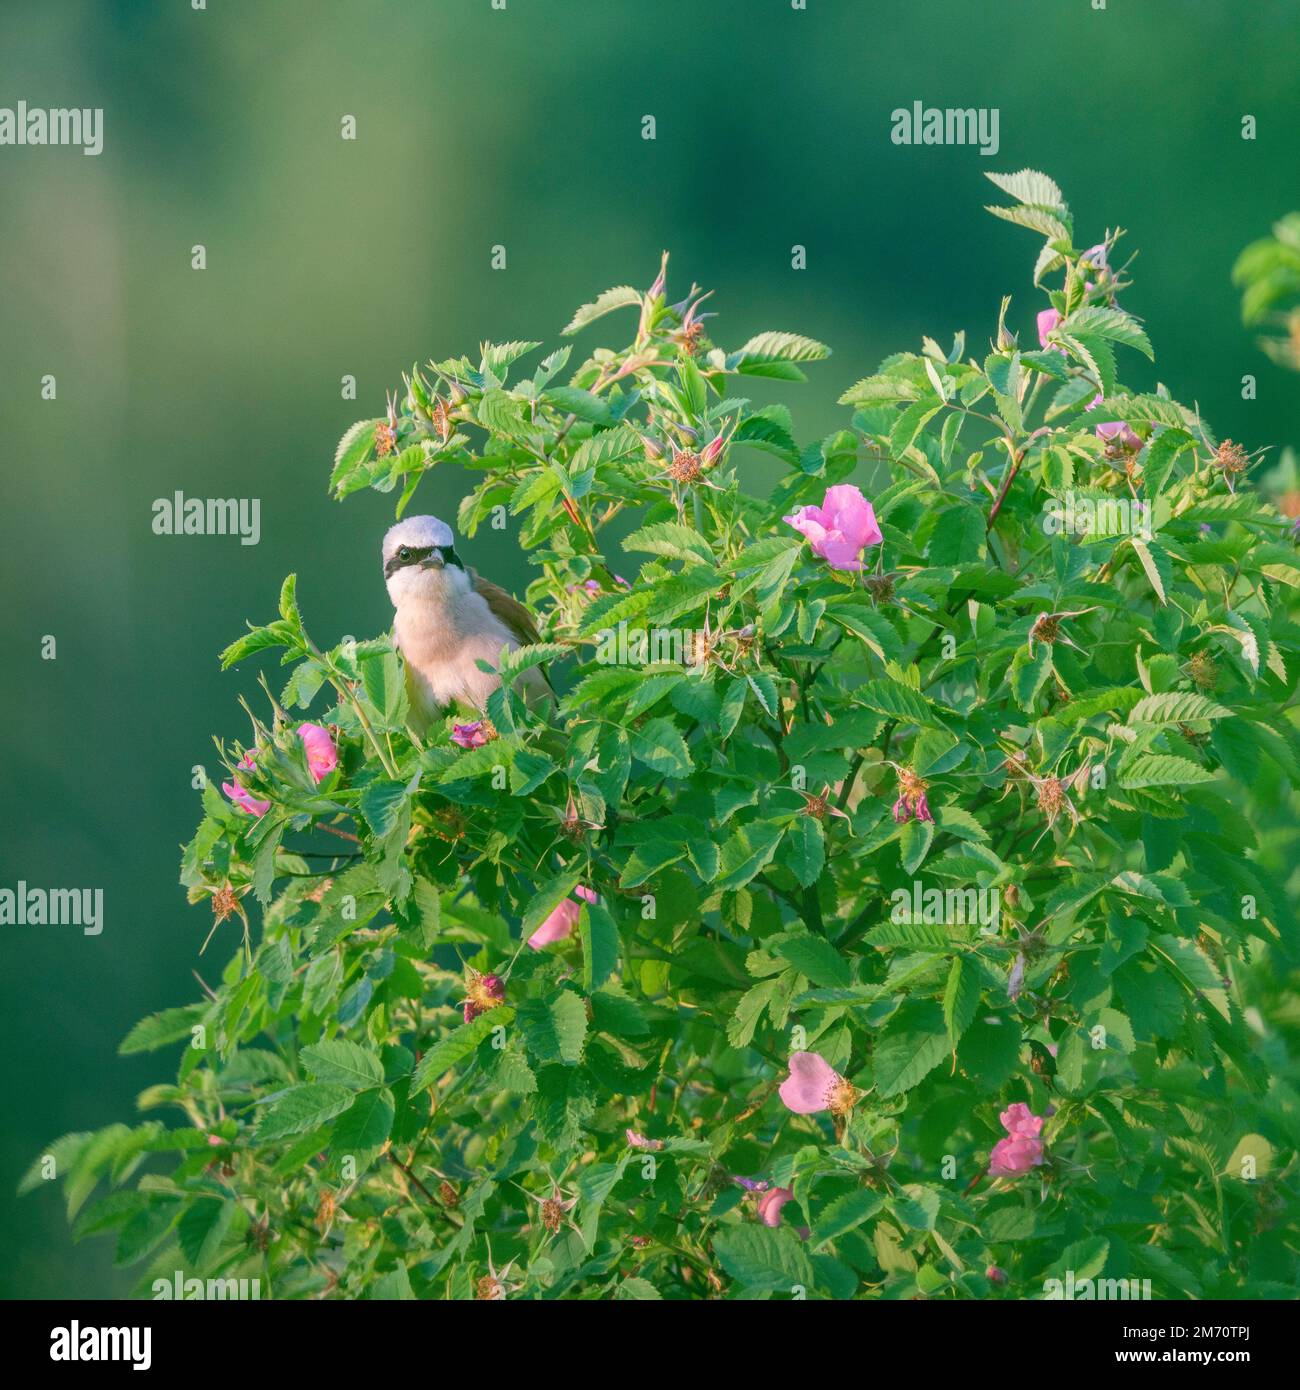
[398,546,411,561]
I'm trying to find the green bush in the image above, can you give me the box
[26,171,1300,1300]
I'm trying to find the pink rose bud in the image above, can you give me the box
[223,753,271,817]
[756,1186,796,1228]
[783,484,883,572]
[298,723,338,783]
[1037,308,1063,350]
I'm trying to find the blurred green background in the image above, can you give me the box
[1,0,1296,1298]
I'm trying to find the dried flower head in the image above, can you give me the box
[891,766,933,823]
[430,396,452,443]
[210,881,243,925]
[864,573,896,604]
[665,448,703,484]
[315,1188,337,1236]
[1188,649,1218,690]
[462,969,506,1024]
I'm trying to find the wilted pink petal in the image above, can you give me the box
[914,793,933,823]
[1007,953,1026,1001]
[756,1186,796,1227]
[784,484,882,572]
[626,1130,664,1151]
[779,1051,838,1114]
[733,1176,769,1193]
[574,884,598,905]
[987,1265,1008,1285]
[892,795,911,824]
[298,723,338,783]
[1037,308,1062,349]
[451,721,489,749]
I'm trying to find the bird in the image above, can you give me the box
[381,514,550,731]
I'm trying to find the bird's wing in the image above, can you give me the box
[473,571,542,647]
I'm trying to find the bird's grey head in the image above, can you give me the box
[382,515,470,606]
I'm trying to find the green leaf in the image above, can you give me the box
[872,1004,952,1097]
[1118,755,1216,789]
[177,1197,234,1270]
[1127,692,1232,725]
[621,522,714,565]
[811,1189,885,1249]
[118,1005,208,1056]
[711,1224,815,1293]
[562,284,641,335]
[630,718,694,778]
[299,1040,384,1090]
[580,902,620,992]
[716,820,786,891]
[331,1088,395,1151]
[410,1009,512,1093]
[517,992,588,1065]
[521,870,584,939]
[942,958,981,1045]
[777,934,849,988]
[855,679,940,727]
[784,816,826,888]
[254,1084,356,1143]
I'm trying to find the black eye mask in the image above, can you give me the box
[384,544,464,578]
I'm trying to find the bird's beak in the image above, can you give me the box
[420,551,445,570]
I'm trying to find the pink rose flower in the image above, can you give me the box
[297,723,338,783]
[526,885,598,949]
[756,1186,796,1228]
[1037,308,1062,350]
[1094,419,1142,451]
[988,1102,1046,1176]
[783,484,883,572]
[222,752,271,818]
[778,1051,857,1117]
[451,721,490,749]
[1086,394,1141,451]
